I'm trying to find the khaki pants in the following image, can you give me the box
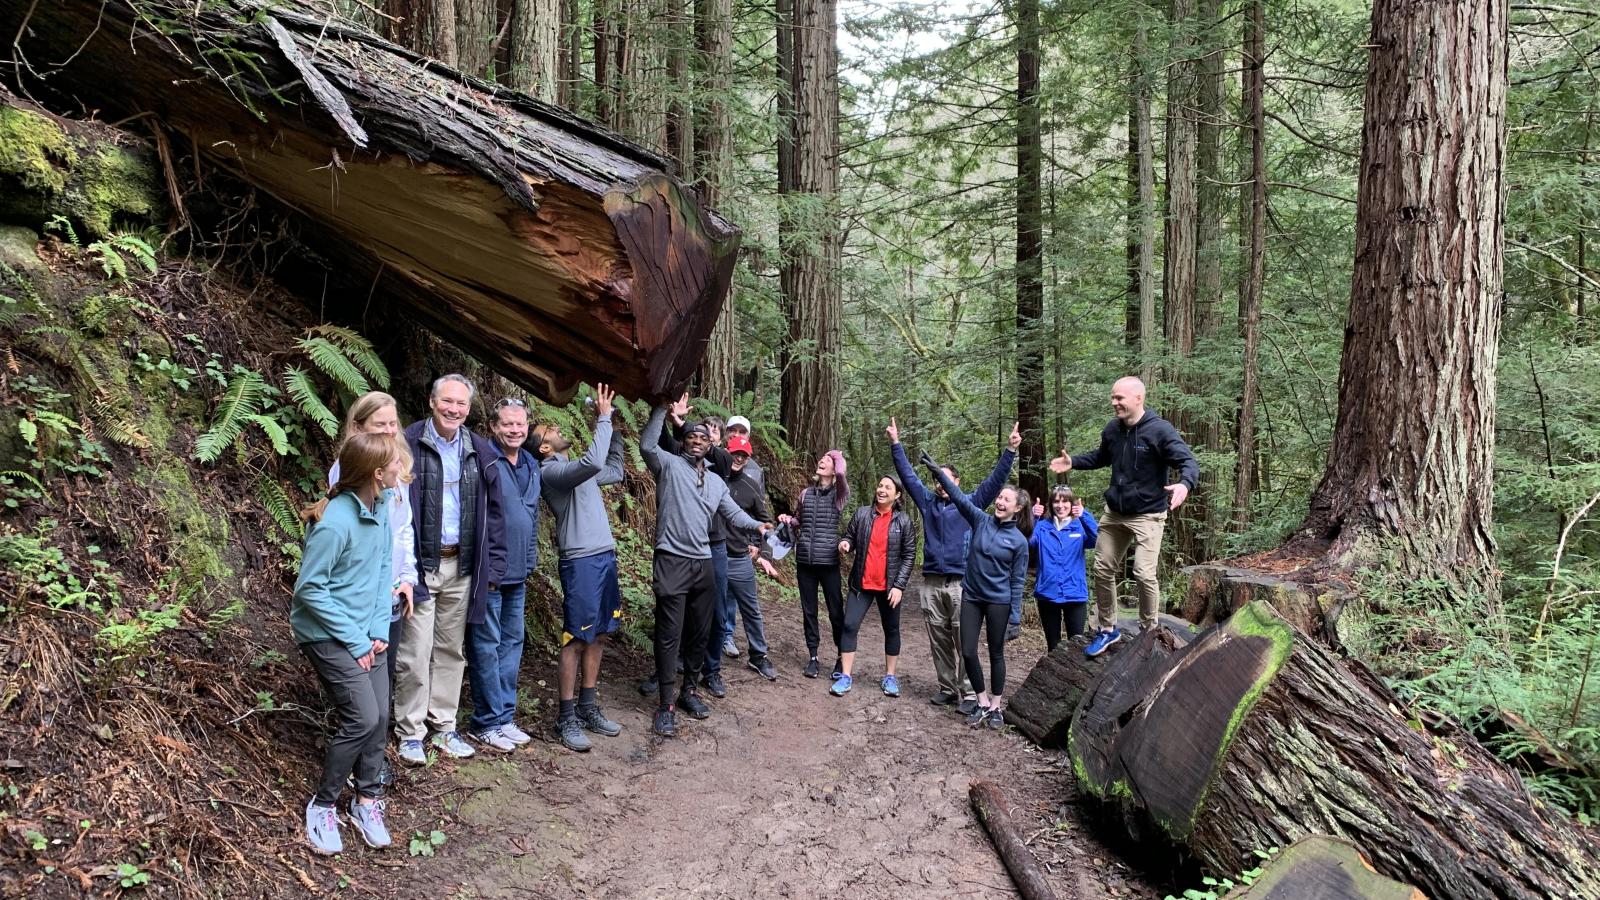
[393,556,471,742]
[1092,510,1167,632]
[921,574,974,701]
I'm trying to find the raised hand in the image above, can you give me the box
[1165,483,1190,510]
[595,383,615,416]
[1071,499,1085,519]
[919,449,939,471]
[1031,501,1045,519]
[669,392,692,424]
[886,417,900,444]
[1008,421,1022,452]
[1049,450,1073,474]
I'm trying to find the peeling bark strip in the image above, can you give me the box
[1297,0,1507,581]
[1069,602,1600,900]
[3,0,738,402]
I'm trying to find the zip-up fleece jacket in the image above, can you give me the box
[540,414,626,561]
[928,464,1028,614]
[658,419,731,544]
[842,506,917,593]
[724,467,771,556]
[491,446,541,583]
[793,481,845,567]
[291,491,392,658]
[892,442,1015,576]
[405,420,507,625]
[328,460,417,621]
[1030,511,1099,604]
[1070,410,1199,515]
[641,407,763,558]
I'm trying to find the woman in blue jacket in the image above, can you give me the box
[294,433,405,856]
[922,451,1033,730]
[1029,486,1098,650]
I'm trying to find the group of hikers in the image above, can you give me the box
[287,372,1198,855]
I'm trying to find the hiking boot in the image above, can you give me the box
[956,698,979,717]
[397,740,427,767]
[577,703,622,737]
[881,675,901,698]
[304,801,343,855]
[499,722,533,745]
[830,674,853,696]
[653,707,678,737]
[347,798,391,849]
[803,657,820,679]
[748,655,778,681]
[966,704,990,727]
[431,731,476,759]
[701,672,728,698]
[556,715,592,752]
[677,691,711,719]
[985,707,1006,730]
[1084,628,1122,658]
[929,690,958,706]
[722,636,741,658]
[470,727,516,753]
[638,675,659,696]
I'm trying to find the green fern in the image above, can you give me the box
[1,469,45,492]
[89,393,150,449]
[247,414,290,456]
[108,233,158,274]
[194,369,267,463]
[297,336,370,396]
[283,366,339,438]
[308,325,389,389]
[87,241,129,282]
[43,215,79,247]
[255,476,303,541]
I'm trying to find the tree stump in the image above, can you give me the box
[1180,562,1350,641]
[1069,601,1600,900]
[1233,836,1424,900]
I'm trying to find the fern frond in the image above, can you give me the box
[0,469,45,492]
[108,233,158,274]
[297,336,369,396]
[194,369,267,463]
[247,414,291,457]
[90,393,150,449]
[256,476,303,540]
[32,409,78,436]
[310,325,388,389]
[284,366,339,438]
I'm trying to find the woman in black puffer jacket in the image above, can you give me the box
[832,476,917,698]
[777,450,849,679]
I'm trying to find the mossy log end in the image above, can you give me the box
[1233,836,1424,900]
[1069,601,1600,900]
[1180,562,1351,642]
[3,0,739,402]
[1005,613,1196,748]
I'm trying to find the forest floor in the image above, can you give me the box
[358,588,1163,900]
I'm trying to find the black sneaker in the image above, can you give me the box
[956,698,979,717]
[677,691,711,719]
[701,672,728,698]
[638,675,659,696]
[577,703,622,737]
[653,707,677,737]
[748,655,778,681]
[984,708,1005,730]
[556,715,592,752]
[803,657,820,679]
[966,704,990,727]
[929,691,958,707]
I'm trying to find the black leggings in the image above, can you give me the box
[839,589,902,655]
[959,601,1010,695]
[797,562,844,657]
[1036,598,1089,651]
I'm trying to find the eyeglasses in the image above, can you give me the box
[495,398,527,410]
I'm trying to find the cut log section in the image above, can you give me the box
[1069,601,1600,900]
[1233,837,1424,900]
[1180,562,1350,641]
[3,0,739,402]
[968,779,1060,900]
[1005,614,1197,748]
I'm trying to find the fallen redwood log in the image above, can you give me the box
[1069,601,1600,900]
[3,0,737,402]
[968,779,1059,900]
[1233,836,1423,900]
[1004,613,1196,748]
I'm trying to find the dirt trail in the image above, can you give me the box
[393,594,1160,899]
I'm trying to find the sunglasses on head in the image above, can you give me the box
[495,398,528,410]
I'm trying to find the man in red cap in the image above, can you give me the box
[724,434,779,679]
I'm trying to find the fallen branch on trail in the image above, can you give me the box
[1069,601,1600,900]
[1233,836,1423,900]
[968,779,1061,900]
[3,0,738,402]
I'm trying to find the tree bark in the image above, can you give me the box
[5,0,739,403]
[455,0,498,78]
[593,0,617,124]
[695,0,737,405]
[384,0,458,64]
[506,0,560,100]
[1292,0,1508,595]
[778,0,842,461]
[1070,602,1600,900]
[1127,12,1158,384]
[969,780,1060,900]
[1161,0,1202,566]
[558,0,580,108]
[1231,0,1265,535]
[1014,0,1045,502]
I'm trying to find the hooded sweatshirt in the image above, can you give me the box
[1069,410,1199,515]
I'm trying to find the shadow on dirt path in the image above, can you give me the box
[387,591,1162,899]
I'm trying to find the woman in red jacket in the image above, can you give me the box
[833,476,917,697]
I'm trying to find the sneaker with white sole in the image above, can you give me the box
[499,722,532,745]
[556,715,592,752]
[431,731,476,759]
[398,739,427,767]
[347,798,392,848]
[577,703,622,737]
[469,727,516,753]
[305,800,343,855]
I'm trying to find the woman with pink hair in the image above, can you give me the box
[778,450,849,679]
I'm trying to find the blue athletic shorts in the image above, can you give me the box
[559,550,623,644]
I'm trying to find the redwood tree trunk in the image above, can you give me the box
[506,0,560,100]
[1126,11,1157,383]
[455,0,498,78]
[1015,0,1045,502]
[384,0,458,64]
[695,0,737,405]
[1162,0,1201,565]
[1231,0,1266,534]
[1295,0,1508,592]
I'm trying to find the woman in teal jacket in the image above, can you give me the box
[293,432,404,855]
[1029,486,1098,650]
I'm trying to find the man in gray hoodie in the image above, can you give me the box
[640,404,769,737]
[532,385,628,753]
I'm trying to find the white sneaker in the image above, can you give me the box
[468,727,516,753]
[499,722,532,745]
[431,730,476,759]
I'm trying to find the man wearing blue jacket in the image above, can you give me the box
[1051,376,1198,657]
[889,418,1019,713]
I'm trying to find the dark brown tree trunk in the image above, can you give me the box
[1162,0,1201,566]
[1293,0,1508,595]
[506,0,560,100]
[455,0,498,78]
[1231,0,1266,534]
[968,781,1060,900]
[1014,0,1045,502]
[664,0,693,168]
[593,0,618,125]
[558,0,579,108]
[778,0,841,461]
[695,0,737,405]
[1070,604,1599,900]
[1129,12,1157,383]
[385,0,458,64]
